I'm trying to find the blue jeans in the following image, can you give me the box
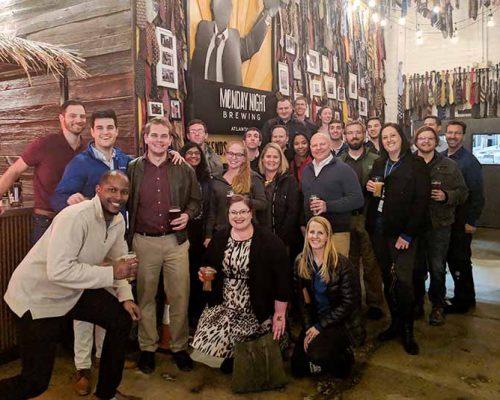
[415,226,451,309]
[31,214,53,246]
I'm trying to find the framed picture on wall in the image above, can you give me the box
[278,62,290,96]
[170,99,182,120]
[333,55,339,73]
[348,73,358,99]
[311,79,322,97]
[324,76,337,99]
[307,50,320,75]
[148,101,164,117]
[358,97,368,116]
[156,27,178,89]
[322,55,330,74]
[293,59,302,80]
[337,85,346,102]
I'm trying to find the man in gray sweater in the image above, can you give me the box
[301,132,364,256]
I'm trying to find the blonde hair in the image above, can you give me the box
[258,143,289,176]
[298,216,339,283]
[227,140,251,194]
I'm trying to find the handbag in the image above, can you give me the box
[232,333,288,393]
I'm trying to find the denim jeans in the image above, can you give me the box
[31,214,53,245]
[447,225,475,306]
[415,226,451,309]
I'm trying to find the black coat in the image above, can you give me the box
[267,173,300,245]
[296,255,365,345]
[366,152,431,238]
[204,226,292,323]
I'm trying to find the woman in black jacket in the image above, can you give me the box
[292,216,360,378]
[180,142,212,327]
[191,195,291,372]
[365,123,431,355]
[259,143,300,247]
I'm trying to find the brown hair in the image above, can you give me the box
[414,125,440,145]
[227,194,254,212]
[227,140,251,194]
[345,120,366,132]
[144,117,172,136]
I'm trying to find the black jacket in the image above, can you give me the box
[266,173,300,245]
[366,152,431,238]
[204,226,292,323]
[296,255,364,344]
[261,116,309,145]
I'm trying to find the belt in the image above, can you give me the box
[136,231,174,237]
[34,208,56,218]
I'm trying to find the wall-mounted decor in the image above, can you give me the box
[148,101,164,117]
[359,97,368,116]
[348,73,358,100]
[170,99,182,120]
[278,62,290,96]
[156,27,178,89]
[311,79,322,97]
[307,50,320,75]
[285,35,295,55]
[324,76,336,99]
[322,55,330,74]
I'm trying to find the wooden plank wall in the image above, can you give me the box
[0,0,135,201]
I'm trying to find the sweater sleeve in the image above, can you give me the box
[51,158,88,212]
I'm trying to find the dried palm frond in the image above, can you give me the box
[0,33,89,83]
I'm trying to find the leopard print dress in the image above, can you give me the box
[191,236,271,359]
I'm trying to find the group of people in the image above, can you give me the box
[0,97,484,399]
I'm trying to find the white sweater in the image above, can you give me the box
[4,195,133,319]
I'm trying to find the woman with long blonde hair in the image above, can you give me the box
[292,216,361,378]
[204,140,267,247]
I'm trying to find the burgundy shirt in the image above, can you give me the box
[135,158,172,234]
[21,133,85,211]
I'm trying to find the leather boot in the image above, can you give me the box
[377,317,400,341]
[401,321,419,355]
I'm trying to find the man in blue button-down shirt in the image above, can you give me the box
[442,120,485,314]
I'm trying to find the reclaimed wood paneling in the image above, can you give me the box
[0,0,137,202]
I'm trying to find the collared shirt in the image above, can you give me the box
[21,133,85,211]
[135,158,171,234]
[312,153,334,177]
[204,25,229,82]
[91,145,116,170]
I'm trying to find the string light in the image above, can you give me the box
[433,5,441,13]
[398,16,406,26]
[487,11,495,27]
[352,0,360,11]
[372,13,380,23]
[368,0,376,7]
[380,18,388,27]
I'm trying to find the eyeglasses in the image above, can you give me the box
[416,137,436,142]
[189,129,205,134]
[229,209,251,216]
[186,151,201,157]
[226,151,245,159]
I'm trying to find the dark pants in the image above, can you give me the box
[291,327,354,378]
[371,234,418,321]
[31,214,52,246]
[415,226,451,309]
[447,225,475,307]
[0,289,131,400]
[187,220,206,327]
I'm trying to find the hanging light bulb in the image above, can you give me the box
[451,26,459,44]
[487,11,495,28]
[368,0,377,7]
[433,5,441,13]
[380,18,388,27]
[352,0,361,11]
[398,16,406,26]
[372,12,380,23]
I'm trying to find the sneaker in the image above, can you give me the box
[73,369,91,396]
[429,308,445,326]
[138,351,155,374]
[172,350,193,371]
[367,306,384,320]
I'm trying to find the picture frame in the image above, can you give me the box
[148,101,164,117]
[358,97,368,116]
[278,62,290,96]
[324,76,337,99]
[334,111,341,120]
[170,99,182,120]
[156,27,178,89]
[322,55,330,74]
[293,59,302,80]
[307,50,320,75]
[285,35,295,55]
[337,85,346,102]
[333,55,339,73]
[348,73,358,99]
[311,79,322,97]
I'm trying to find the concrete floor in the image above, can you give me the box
[1,228,499,399]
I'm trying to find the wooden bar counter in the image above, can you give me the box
[0,201,33,362]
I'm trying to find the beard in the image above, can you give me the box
[347,141,363,151]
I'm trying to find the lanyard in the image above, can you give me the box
[384,159,401,178]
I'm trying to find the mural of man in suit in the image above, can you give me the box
[191,0,280,86]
